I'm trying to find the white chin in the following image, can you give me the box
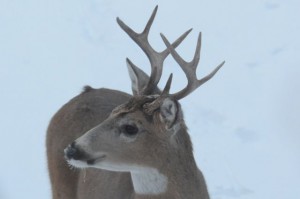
[67,159,89,169]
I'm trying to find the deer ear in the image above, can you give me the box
[159,98,178,130]
[126,58,161,95]
[126,59,150,95]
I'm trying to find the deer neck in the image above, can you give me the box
[130,167,168,197]
[131,146,206,199]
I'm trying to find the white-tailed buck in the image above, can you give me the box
[47,6,224,199]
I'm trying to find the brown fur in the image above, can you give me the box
[46,87,210,199]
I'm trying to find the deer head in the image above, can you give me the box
[64,5,224,176]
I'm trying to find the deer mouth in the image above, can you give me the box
[64,143,107,168]
[86,155,106,165]
[67,154,106,169]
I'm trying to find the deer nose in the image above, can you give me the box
[64,142,82,160]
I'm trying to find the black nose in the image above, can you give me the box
[64,142,82,160]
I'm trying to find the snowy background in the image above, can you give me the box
[0,0,299,199]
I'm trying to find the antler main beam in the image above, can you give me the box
[161,32,225,100]
[117,6,191,95]
[118,5,224,100]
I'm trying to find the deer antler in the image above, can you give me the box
[117,6,191,95]
[160,32,225,100]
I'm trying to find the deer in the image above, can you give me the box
[46,6,224,199]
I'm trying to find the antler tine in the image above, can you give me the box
[161,32,225,100]
[144,29,192,95]
[161,73,173,96]
[116,6,157,58]
[117,6,191,95]
[143,73,173,115]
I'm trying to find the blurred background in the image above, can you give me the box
[0,0,299,198]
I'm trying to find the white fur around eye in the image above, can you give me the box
[120,132,138,142]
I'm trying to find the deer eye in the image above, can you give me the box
[122,124,139,136]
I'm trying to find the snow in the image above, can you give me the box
[0,0,299,199]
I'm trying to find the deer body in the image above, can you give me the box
[47,88,209,199]
[47,6,224,199]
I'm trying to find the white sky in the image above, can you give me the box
[0,0,299,199]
